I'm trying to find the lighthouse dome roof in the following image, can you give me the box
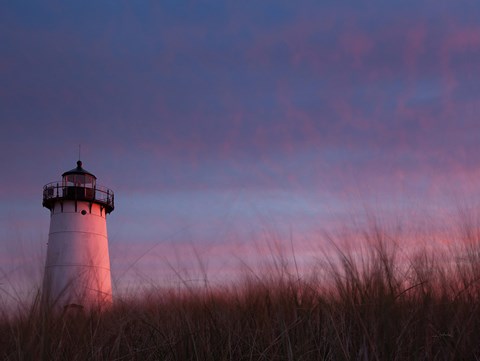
[62,161,97,179]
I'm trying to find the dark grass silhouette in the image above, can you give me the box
[3,224,480,360]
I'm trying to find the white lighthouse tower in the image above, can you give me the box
[42,160,114,310]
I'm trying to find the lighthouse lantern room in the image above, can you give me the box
[42,160,114,310]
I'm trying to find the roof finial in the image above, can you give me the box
[78,144,81,162]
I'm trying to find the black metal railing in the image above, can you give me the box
[43,182,115,213]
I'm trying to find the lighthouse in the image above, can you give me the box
[42,160,114,310]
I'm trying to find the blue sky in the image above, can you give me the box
[2,0,480,296]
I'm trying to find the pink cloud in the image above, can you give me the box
[339,29,374,69]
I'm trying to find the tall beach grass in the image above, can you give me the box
[3,222,480,360]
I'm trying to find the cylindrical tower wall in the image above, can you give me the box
[43,201,112,309]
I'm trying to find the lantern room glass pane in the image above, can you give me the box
[63,174,95,187]
[84,175,95,188]
[64,174,75,187]
[75,174,85,185]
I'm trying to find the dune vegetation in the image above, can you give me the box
[3,223,480,360]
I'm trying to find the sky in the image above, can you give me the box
[2,0,480,298]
